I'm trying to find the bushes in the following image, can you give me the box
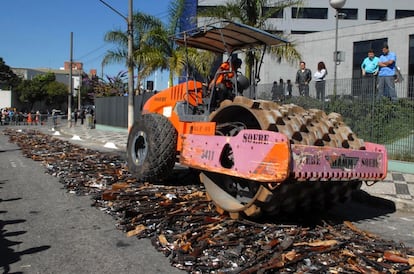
[283,95,414,161]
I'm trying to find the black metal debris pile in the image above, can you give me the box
[5,128,414,273]
[6,128,133,196]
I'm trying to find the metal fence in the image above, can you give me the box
[95,93,153,128]
[256,75,414,161]
[94,75,414,161]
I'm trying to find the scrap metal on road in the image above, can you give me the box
[1,128,413,273]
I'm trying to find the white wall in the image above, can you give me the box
[0,90,12,109]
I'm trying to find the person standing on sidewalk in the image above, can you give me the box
[378,44,397,102]
[80,109,85,125]
[74,109,78,126]
[295,61,312,96]
[361,49,379,97]
[314,61,327,101]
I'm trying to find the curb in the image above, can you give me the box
[388,160,414,175]
[104,142,118,149]
[352,190,414,213]
[375,194,414,213]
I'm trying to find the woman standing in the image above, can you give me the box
[314,61,327,101]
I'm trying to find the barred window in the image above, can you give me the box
[292,7,328,19]
[366,9,387,21]
[396,10,414,19]
[338,8,358,20]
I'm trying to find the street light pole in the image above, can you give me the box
[334,8,339,96]
[329,0,346,97]
[78,70,82,110]
[99,0,134,131]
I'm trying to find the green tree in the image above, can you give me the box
[197,0,303,81]
[102,1,215,90]
[0,57,21,89]
[141,0,215,86]
[15,72,66,111]
[45,81,68,109]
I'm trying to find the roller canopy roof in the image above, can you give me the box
[174,20,288,53]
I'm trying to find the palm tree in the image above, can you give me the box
[102,12,164,93]
[140,0,216,87]
[197,0,303,82]
[102,1,216,90]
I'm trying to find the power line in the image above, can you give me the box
[77,43,112,60]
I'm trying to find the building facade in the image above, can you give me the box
[196,0,414,34]
[188,0,414,98]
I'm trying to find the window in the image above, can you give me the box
[292,7,328,19]
[263,7,283,18]
[366,9,387,21]
[197,5,216,14]
[396,10,414,19]
[338,8,358,20]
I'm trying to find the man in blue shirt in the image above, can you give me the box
[378,44,397,102]
[361,49,379,97]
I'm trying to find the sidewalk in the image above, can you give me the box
[52,121,128,150]
[35,121,414,212]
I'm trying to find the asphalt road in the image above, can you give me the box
[0,132,184,274]
[1,128,413,274]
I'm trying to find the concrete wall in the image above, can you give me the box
[0,90,12,109]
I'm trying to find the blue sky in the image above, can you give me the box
[0,0,172,90]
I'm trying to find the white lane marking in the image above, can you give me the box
[400,217,414,222]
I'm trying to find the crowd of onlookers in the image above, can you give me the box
[0,108,46,126]
[1,107,96,128]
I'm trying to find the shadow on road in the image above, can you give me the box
[252,189,397,228]
[327,189,396,222]
[0,201,51,274]
[0,148,22,153]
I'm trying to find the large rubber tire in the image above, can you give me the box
[127,113,177,183]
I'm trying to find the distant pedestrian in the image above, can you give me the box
[277,78,285,100]
[295,61,312,96]
[286,79,293,98]
[35,110,40,125]
[52,109,58,127]
[314,61,327,101]
[74,109,78,125]
[27,112,32,125]
[80,109,85,125]
[271,81,278,101]
[378,44,397,102]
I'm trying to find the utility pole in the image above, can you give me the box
[127,0,134,132]
[78,70,82,110]
[68,32,73,127]
[99,0,134,131]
